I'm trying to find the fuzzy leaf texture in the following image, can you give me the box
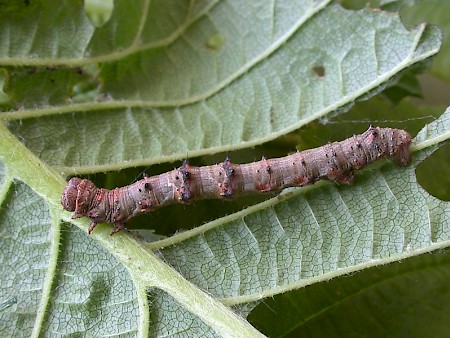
[0,1,448,337]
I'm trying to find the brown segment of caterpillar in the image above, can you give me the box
[61,126,412,235]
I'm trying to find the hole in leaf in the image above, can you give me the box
[84,0,113,27]
[312,65,325,79]
[415,142,450,201]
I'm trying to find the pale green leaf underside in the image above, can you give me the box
[3,3,441,174]
[0,181,53,336]
[1,0,328,100]
[148,289,219,337]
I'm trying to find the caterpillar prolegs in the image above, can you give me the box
[61,126,412,235]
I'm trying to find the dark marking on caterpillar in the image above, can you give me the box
[221,157,235,197]
[178,159,192,202]
[61,127,411,235]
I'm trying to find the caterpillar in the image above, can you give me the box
[61,126,411,235]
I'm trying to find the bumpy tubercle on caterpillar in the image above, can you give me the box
[61,126,411,235]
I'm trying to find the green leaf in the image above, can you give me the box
[248,249,450,337]
[0,1,448,336]
[400,0,450,83]
[3,2,441,173]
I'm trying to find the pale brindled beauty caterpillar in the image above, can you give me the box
[61,127,411,235]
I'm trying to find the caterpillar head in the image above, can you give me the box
[61,177,82,212]
[61,178,97,218]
